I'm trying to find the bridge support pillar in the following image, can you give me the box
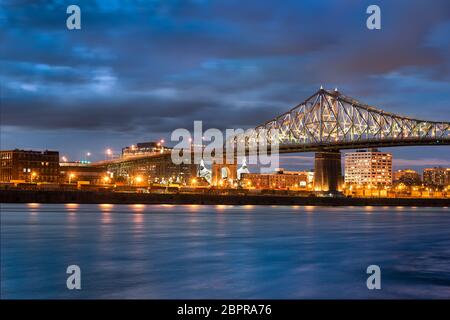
[313,151,342,193]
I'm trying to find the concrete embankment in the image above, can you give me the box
[1,190,449,207]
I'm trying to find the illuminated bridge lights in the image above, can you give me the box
[231,88,450,153]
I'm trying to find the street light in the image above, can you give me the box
[106,148,112,160]
[69,173,76,184]
[102,176,110,184]
[134,176,143,184]
[31,172,37,182]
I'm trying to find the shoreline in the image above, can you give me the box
[1,190,449,207]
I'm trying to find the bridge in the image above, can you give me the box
[217,87,450,192]
[89,87,449,192]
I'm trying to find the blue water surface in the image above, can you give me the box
[1,203,449,299]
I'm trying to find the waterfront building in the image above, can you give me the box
[0,149,59,183]
[344,149,392,186]
[423,167,450,187]
[241,169,310,190]
[393,169,421,186]
[91,150,196,185]
[60,161,108,184]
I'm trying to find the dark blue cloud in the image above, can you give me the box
[1,0,449,167]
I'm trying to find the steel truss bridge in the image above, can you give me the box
[91,88,449,192]
[235,88,450,153]
[224,88,450,192]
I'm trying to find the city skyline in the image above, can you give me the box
[2,1,450,302]
[1,0,450,170]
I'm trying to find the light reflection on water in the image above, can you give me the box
[65,203,79,209]
[99,203,113,210]
[1,203,450,299]
[131,204,145,212]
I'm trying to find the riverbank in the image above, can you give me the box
[1,190,449,207]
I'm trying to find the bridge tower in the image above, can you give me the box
[313,150,342,193]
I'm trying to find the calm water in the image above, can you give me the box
[1,203,449,299]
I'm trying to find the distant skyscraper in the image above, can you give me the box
[344,149,392,186]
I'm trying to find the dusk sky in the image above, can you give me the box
[1,0,449,170]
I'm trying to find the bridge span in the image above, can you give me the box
[90,88,449,192]
[224,88,450,192]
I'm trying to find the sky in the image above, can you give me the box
[1,0,450,171]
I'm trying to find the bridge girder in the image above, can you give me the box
[234,88,450,151]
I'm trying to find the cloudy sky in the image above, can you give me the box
[1,0,449,170]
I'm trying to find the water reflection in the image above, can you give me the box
[99,203,113,211]
[133,213,144,226]
[187,204,200,213]
[98,204,113,224]
[2,204,450,299]
[27,203,40,216]
[27,203,40,208]
[65,203,79,210]
[131,204,145,212]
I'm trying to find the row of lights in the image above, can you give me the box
[345,183,449,194]
[66,173,143,185]
[61,140,166,162]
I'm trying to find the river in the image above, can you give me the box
[1,203,449,298]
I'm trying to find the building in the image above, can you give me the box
[86,141,196,185]
[0,149,59,183]
[92,152,197,185]
[241,169,311,190]
[393,169,421,186]
[122,141,167,158]
[60,161,108,184]
[423,167,450,187]
[344,149,392,186]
